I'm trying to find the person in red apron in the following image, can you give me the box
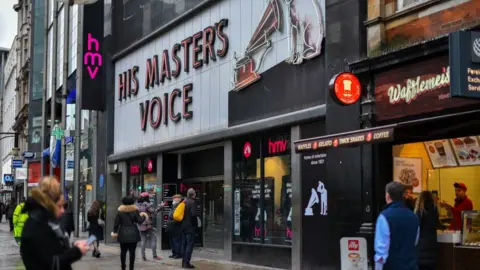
[439,183,473,230]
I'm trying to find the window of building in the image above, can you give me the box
[233,130,292,246]
[397,0,428,10]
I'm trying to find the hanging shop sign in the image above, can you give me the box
[117,19,229,132]
[329,72,362,105]
[450,31,480,99]
[374,55,478,121]
[81,0,105,111]
[243,141,252,158]
[294,127,394,153]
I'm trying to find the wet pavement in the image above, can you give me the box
[0,221,281,270]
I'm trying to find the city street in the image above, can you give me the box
[0,222,277,270]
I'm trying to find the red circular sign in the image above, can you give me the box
[147,160,153,172]
[243,142,252,158]
[331,72,362,105]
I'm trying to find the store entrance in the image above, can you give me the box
[203,180,224,250]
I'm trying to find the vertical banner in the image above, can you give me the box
[82,0,105,111]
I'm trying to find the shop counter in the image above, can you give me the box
[436,231,480,270]
[454,246,480,270]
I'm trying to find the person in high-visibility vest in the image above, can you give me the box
[13,198,28,245]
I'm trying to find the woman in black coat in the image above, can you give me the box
[87,200,104,258]
[20,176,89,270]
[112,196,145,270]
[415,191,440,270]
[59,201,75,237]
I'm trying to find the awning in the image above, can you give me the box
[294,109,480,154]
[294,126,394,153]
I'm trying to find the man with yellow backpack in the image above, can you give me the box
[13,197,29,245]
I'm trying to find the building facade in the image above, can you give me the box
[106,0,366,268]
[296,0,480,269]
[1,38,18,199]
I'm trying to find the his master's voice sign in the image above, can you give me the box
[340,237,368,270]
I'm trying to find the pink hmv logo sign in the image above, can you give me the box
[84,33,102,79]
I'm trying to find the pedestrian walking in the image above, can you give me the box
[20,176,89,270]
[0,201,5,223]
[136,192,164,261]
[167,194,183,259]
[181,188,198,269]
[375,182,419,270]
[415,191,440,270]
[13,197,28,245]
[59,201,75,238]
[6,200,17,232]
[87,200,104,258]
[112,196,145,270]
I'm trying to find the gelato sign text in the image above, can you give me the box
[387,66,450,104]
[117,19,229,131]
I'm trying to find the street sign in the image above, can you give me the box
[22,151,36,159]
[67,160,75,169]
[3,174,13,182]
[12,159,23,168]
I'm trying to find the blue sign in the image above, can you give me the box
[99,174,104,188]
[22,151,36,159]
[12,159,23,168]
[3,174,13,182]
[67,160,75,169]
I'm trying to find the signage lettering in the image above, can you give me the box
[84,33,102,79]
[117,19,229,131]
[268,139,288,154]
[130,164,140,174]
[387,67,450,104]
[294,128,394,153]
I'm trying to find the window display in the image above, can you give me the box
[233,130,291,246]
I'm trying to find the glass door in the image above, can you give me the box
[203,180,224,250]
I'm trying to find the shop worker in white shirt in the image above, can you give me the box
[375,182,420,270]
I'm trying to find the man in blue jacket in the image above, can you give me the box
[375,182,419,270]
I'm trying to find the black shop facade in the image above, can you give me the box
[294,31,480,269]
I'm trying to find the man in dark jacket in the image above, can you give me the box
[167,194,183,259]
[182,189,198,269]
[6,200,17,231]
[375,182,419,270]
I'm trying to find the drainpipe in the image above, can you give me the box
[60,5,70,197]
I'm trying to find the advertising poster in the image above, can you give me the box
[450,137,480,166]
[234,189,241,236]
[340,237,368,270]
[281,175,292,243]
[393,157,422,193]
[252,178,274,241]
[424,140,458,168]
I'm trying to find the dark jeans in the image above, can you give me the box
[120,242,137,270]
[182,231,195,266]
[8,218,13,231]
[170,234,182,257]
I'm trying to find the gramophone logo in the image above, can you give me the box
[232,0,325,92]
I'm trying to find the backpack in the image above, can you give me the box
[173,201,185,222]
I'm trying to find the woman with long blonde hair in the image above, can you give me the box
[20,176,89,270]
[414,191,440,270]
[87,200,104,258]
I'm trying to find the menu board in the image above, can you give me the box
[424,140,458,168]
[393,157,422,193]
[450,137,480,166]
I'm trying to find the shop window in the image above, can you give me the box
[233,131,292,246]
[128,160,142,197]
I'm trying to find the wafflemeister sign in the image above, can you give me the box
[294,127,394,153]
[117,19,229,131]
[450,31,480,99]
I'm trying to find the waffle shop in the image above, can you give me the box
[295,31,480,269]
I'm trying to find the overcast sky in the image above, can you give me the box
[0,0,17,49]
